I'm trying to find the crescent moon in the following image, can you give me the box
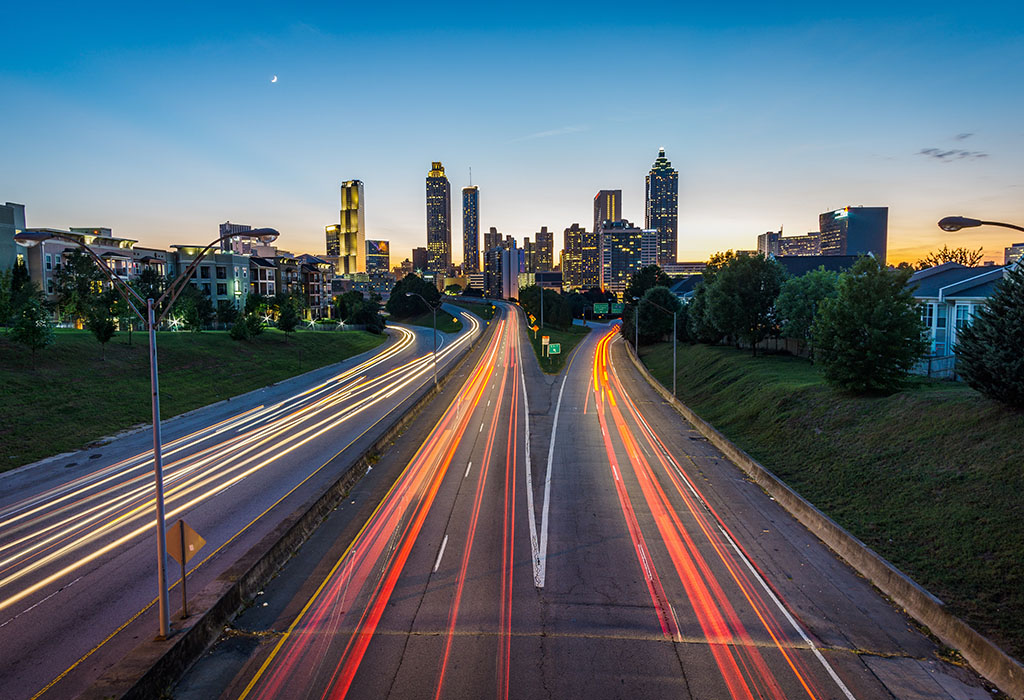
[271,75,278,83]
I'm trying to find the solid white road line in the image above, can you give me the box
[519,340,542,587]
[464,462,472,478]
[433,535,449,573]
[537,369,569,589]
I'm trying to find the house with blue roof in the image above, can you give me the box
[909,262,1009,358]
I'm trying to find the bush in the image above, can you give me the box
[230,311,251,340]
[954,263,1024,407]
[812,256,926,393]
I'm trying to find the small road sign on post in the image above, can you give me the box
[593,303,609,315]
[541,335,550,357]
[167,519,206,619]
[548,343,561,355]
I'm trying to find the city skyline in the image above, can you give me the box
[3,3,1022,267]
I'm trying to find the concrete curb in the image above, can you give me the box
[80,316,494,700]
[621,336,1024,700]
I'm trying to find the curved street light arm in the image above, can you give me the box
[979,220,1024,234]
[154,233,247,325]
[44,233,147,320]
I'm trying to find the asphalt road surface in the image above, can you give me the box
[177,315,993,700]
[0,307,480,700]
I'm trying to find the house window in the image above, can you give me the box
[200,267,210,278]
[217,283,227,296]
[45,254,52,271]
[216,266,227,279]
[47,279,54,294]
[955,303,976,331]
[202,283,211,296]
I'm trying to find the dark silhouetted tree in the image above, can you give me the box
[954,263,1024,407]
[812,256,926,393]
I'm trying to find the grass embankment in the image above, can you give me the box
[526,324,591,374]
[404,309,462,333]
[640,341,1024,661]
[450,299,496,321]
[0,328,386,470]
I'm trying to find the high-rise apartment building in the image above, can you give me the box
[1,202,26,271]
[562,224,584,289]
[645,149,679,265]
[580,227,601,289]
[426,162,452,278]
[366,240,390,274]
[523,236,536,273]
[640,229,659,267]
[484,238,520,300]
[758,228,821,256]
[412,246,428,273]
[462,185,480,273]
[535,226,554,271]
[599,220,645,298]
[326,180,366,274]
[484,226,503,255]
[818,206,888,262]
[594,190,622,235]
[1006,242,1024,266]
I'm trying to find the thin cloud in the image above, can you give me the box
[954,132,974,141]
[511,125,589,143]
[917,147,988,162]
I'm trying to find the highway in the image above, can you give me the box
[184,313,992,700]
[0,306,480,700]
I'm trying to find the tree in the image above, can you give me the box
[0,268,12,329]
[343,292,385,333]
[686,251,736,344]
[775,267,839,354]
[520,285,572,330]
[954,264,1024,407]
[10,296,55,366]
[444,283,464,295]
[812,256,927,394]
[132,267,166,305]
[230,309,252,341]
[624,265,671,302]
[387,274,439,319]
[915,245,984,270]
[54,249,103,324]
[705,253,786,354]
[461,285,483,298]
[85,290,118,359]
[172,284,214,332]
[277,295,301,336]
[637,286,682,344]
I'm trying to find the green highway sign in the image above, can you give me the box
[548,343,561,355]
[593,303,609,314]
[610,303,624,314]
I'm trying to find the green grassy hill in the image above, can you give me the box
[640,340,1024,661]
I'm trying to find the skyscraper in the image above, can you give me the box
[366,240,390,274]
[562,223,585,289]
[594,190,622,235]
[535,226,554,271]
[600,220,645,298]
[818,206,888,262]
[462,185,480,273]
[426,162,452,279]
[326,180,366,274]
[645,148,679,265]
[412,246,428,273]
[580,227,601,289]
[484,226,503,254]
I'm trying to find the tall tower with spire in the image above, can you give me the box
[645,148,679,265]
[426,162,452,279]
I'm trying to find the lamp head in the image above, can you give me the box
[13,231,54,248]
[938,216,982,232]
[405,292,413,297]
[250,227,280,244]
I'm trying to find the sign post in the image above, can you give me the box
[541,335,550,358]
[167,519,206,619]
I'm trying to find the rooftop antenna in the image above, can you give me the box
[469,167,473,187]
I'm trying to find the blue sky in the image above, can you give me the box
[3,2,1022,264]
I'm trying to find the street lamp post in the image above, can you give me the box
[406,292,438,387]
[938,216,1024,234]
[631,297,640,353]
[15,227,279,640]
[642,296,680,399]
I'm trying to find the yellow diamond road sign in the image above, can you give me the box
[167,519,206,566]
